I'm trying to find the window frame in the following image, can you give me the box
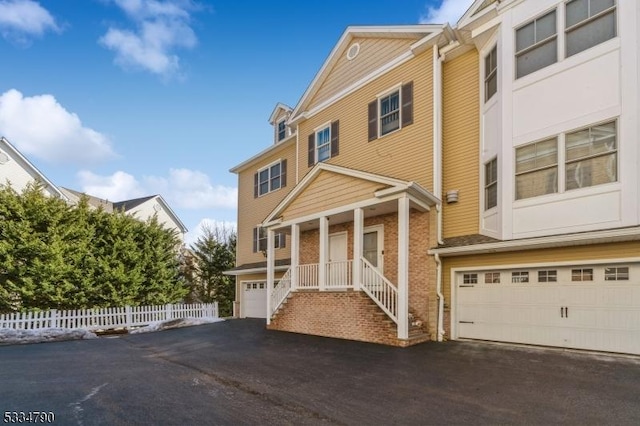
[538,270,558,282]
[485,272,501,284]
[511,271,529,283]
[257,160,284,197]
[277,119,287,142]
[515,9,559,79]
[463,273,478,284]
[484,157,498,210]
[315,124,331,163]
[604,266,629,281]
[565,120,617,191]
[565,0,617,58]
[515,138,558,200]
[253,227,285,253]
[379,88,401,137]
[484,45,498,102]
[571,268,593,282]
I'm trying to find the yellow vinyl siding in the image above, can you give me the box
[442,241,640,304]
[237,143,297,266]
[282,171,388,222]
[298,47,434,191]
[309,37,419,110]
[442,49,480,238]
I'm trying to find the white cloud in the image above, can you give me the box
[0,0,60,43]
[100,0,200,76]
[77,170,144,201]
[185,218,237,246]
[420,0,474,25]
[0,89,116,164]
[77,168,237,209]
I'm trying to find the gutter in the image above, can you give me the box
[433,44,446,342]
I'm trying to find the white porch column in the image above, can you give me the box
[319,216,329,291]
[266,229,275,325]
[397,196,410,340]
[291,224,300,290]
[353,208,363,290]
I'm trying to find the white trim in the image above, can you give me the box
[353,208,364,290]
[430,226,640,257]
[266,229,275,323]
[257,158,284,197]
[224,265,289,276]
[319,217,329,292]
[229,136,295,173]
[346,42,360,60]
[397,196,410,340]
[268,102,293,125]
[291,224,300,290]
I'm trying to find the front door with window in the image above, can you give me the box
[363,225,384,273]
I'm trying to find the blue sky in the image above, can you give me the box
[0,0,473,245]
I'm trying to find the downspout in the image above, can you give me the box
[433,44,446,342]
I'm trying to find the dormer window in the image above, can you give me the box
[277,120,286,142]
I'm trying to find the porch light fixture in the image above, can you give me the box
[446,190,459,204]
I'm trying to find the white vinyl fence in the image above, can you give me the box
[0,303,218,331]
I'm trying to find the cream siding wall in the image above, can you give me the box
[298,48,434,191]
[282,172,388,222]
[236,142,297,266]
[309,37,419,110]
[0,145,59,198]
[442,241,640,305]
[441,49,481,238]
[126,199,185,242]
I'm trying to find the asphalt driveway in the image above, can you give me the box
[1,319,639,425]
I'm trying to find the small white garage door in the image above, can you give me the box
[455,263,640,355]
[242,281,267,318]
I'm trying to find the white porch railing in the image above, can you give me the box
[297,263,319,289]
[325,260,353,289]
[360,257,398,324]
[271,268,292,314]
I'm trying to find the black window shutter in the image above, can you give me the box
[252,227,258,252]
[401,81,414,127]
[308,133,315,167]
[281,159,287,187]
[253,172,259,198]
[368,100,378,141]
[330,120,339,157]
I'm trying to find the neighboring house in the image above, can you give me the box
[61,188,188,242]
[227,0,640,355]
[0,137,68,200]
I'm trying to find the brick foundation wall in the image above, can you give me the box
[269,291,405,346]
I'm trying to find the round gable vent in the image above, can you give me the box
[346,43,360,61]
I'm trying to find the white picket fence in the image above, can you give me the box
[0,303,218,331]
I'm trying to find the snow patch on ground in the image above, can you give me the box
[0,328,98,345]
[129,317,224,334]
[0,317,224,345]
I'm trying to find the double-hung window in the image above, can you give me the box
[515,10,558,78]
[254,160,287,197]
[277,120,286,142]
[253,227,285,253]
[515,138,558,200]
[484,158,498,210]
[307,121,339,166]
[484,45,498,102]
[565,121,617,191]
[368,82,413,141]
[566,0,616,57]
[316,126,331,163]
[380,91,400,136]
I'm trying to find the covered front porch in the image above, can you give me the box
[261,163,439,342]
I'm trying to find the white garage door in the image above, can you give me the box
[242,281,266,318]
[456,263,640,355]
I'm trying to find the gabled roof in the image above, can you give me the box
[288,25,451,124]
[268,103,292,125]
[115,194,188,234]
[457,0,501,29]
[60,187,113,212]
[0,137,67,200]
[263,163,440,226]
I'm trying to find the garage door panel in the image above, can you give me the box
[456,264,640,355]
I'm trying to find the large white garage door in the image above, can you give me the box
[456,263,640,355]
[242,281,266,318]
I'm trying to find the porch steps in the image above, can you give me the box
[270,290,429,347]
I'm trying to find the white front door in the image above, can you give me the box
[363,225,384,273]
[328,232,348,288]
